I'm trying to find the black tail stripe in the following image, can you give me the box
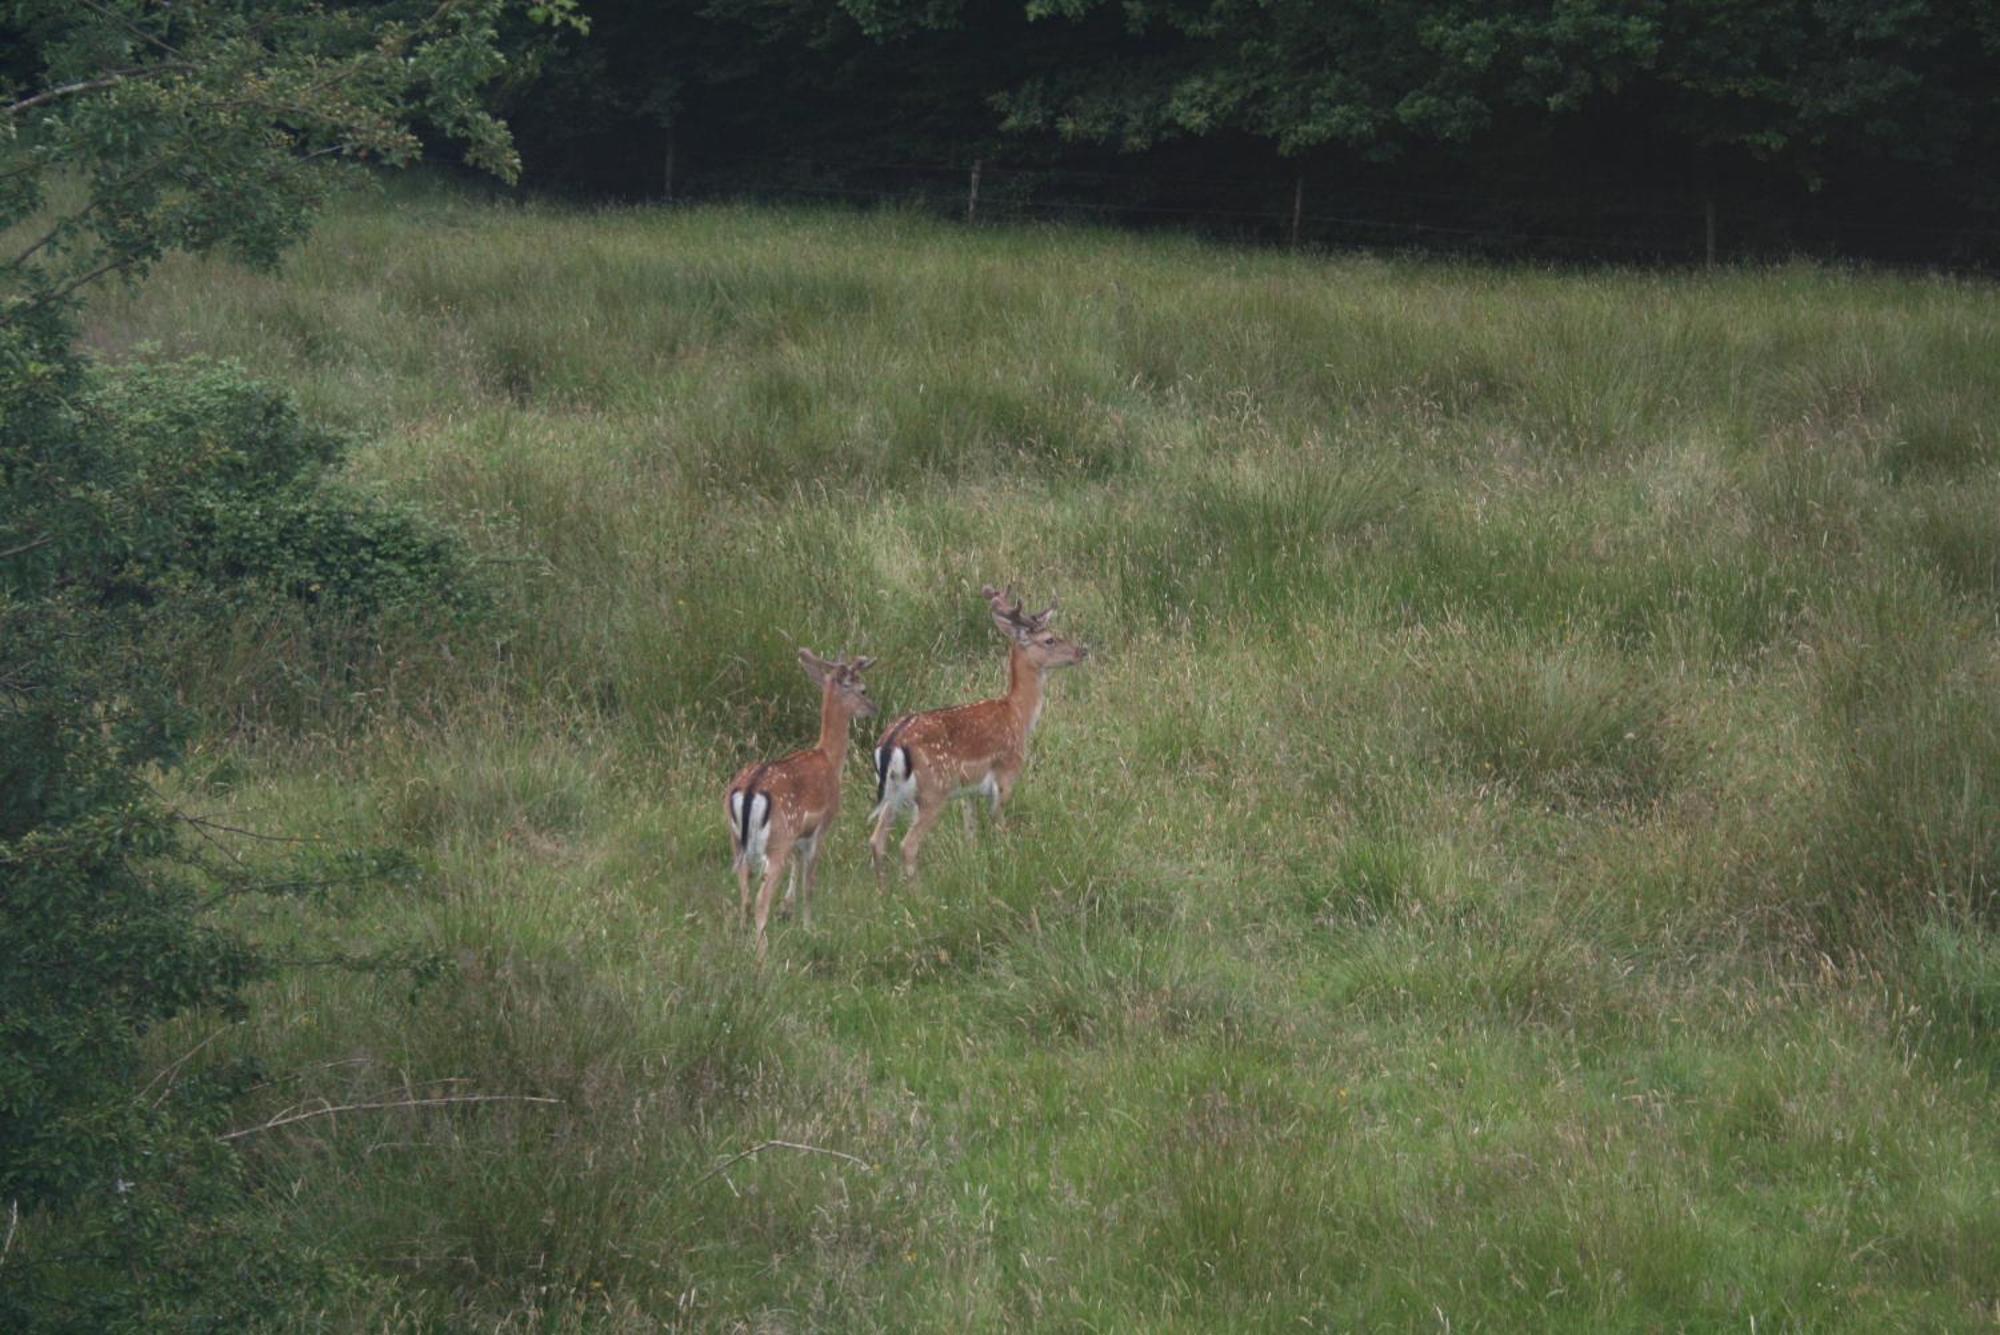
[737,762,773,851]
[875,717,918,803]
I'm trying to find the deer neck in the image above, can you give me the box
[814,681,855,757]
[1005,641,1046,736]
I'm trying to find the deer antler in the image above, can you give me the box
[983,584,1054,634]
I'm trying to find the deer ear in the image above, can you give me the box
[798,647,829,686]
[851,656,876,673]
[991,609,1029,643]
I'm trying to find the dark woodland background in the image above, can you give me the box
[492,0,2000,263]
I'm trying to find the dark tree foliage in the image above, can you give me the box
[1,2,577,1324]
[504,0,2000,262]
[0,310,387,1331]
[502,0,1062,196]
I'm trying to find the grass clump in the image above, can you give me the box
[1801,586,2000,938]
[1431,643,1687,811]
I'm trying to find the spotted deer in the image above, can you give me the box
[725,649,877,961]
[867,585,1088,878]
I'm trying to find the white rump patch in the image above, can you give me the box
[730,790,772,869]
[869,746,917,825]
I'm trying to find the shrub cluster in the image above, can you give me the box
[0,314,473,1327]
[7,350,470,616]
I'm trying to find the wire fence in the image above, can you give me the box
[665,152,2000,267]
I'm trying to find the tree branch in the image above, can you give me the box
[218,1095,562,1143]
[5,65,190,118]
[0,255,138,321]
[0,534,53,561]
[179,812,319,844]
[6,75,135,117]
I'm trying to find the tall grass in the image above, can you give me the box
[92,181,2000,1329]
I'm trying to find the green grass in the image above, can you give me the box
[89,181,2000,1329]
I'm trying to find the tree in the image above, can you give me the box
[2,0,584,316]
[981,0,1999,192]
[0,3,579,1324]
[489,0,1999,258]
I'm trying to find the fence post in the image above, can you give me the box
[1703,194,1716,268]
[967,159,983,225]
[1289,177,1304,249]
[663,131,677,205]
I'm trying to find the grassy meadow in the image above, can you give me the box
[83,183,2000,1329]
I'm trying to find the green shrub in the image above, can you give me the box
[5,351,474,616]
[1,321,477,1328]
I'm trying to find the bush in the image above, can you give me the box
[2,354,474,616]
[0,320,475,1327]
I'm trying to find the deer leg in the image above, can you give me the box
[901,796,947,879]
[778,858,800,919]
[736,853,753,926]
[961,795,979,842]
[991,765,1020,833]
[752,834,795,964]
[870,804,900,886]
[799,835,824,932]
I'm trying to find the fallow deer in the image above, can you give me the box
[725,649,877,961]
[867,585,1088,878]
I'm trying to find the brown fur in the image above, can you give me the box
[869,586,1086,878]
[724,650,876,961]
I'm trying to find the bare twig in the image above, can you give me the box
[6,150,175,275]
[31,254,136,309]
[1,1199,17,1271]
[218,1095,562,1142]
[143,783,322,858]
[11,206,96,271]
[238,1055,378,1096]
[141,1025,236,1107]
[688,1139,874,1191]
[0,534,53,561]
[179,813,318,844]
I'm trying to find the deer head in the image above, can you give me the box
[798,648,880,716]
[983,584,1088,670]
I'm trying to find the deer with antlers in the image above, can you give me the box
[867,585,1088,878]
[726,649,878,961]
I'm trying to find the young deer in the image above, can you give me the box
[867,585,1088,878]
[725,649,877,961]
